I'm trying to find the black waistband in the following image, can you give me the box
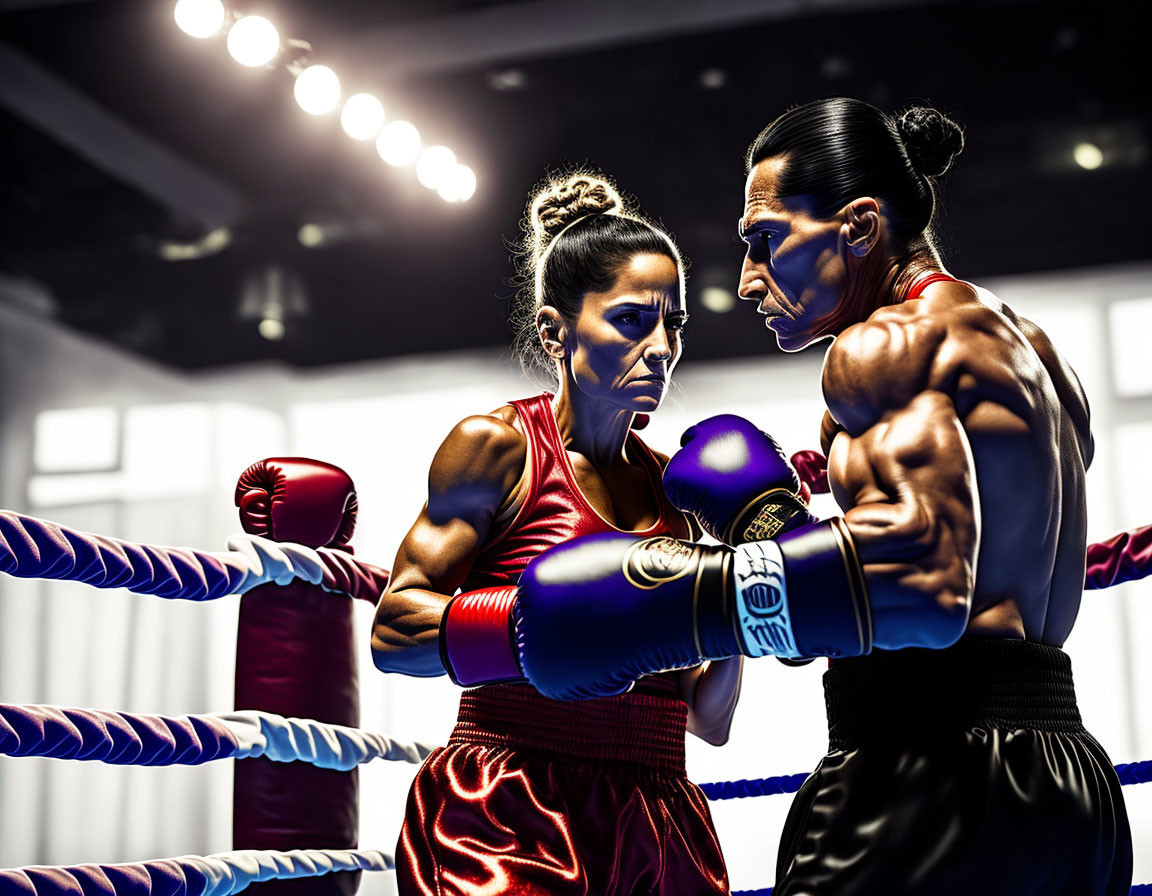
[824,638,1085,751]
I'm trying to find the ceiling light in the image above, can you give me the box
[297,224,325,248]
[698,68,726,90]
[173,0,225,38]
[294,65,340,115]
[700,287,736,313]
[488,69,526,91]
[156,226,232,262]
[376,120,421,166]
[227,16,280,67]
[438,164,477,203]
[341,93,385,141]
[416,146,457,190]
[258,317,286,341]
[1073,142,1104,170]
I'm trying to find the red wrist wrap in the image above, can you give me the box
[440,586,524,687]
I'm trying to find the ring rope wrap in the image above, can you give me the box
[0,848,393,896]
[0,704,434,770]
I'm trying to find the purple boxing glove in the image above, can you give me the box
[664,414,815,546]
[514,533,740,700]
[513,522,873,701]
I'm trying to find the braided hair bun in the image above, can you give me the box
[529,174,621,259]
[897,106,965,178]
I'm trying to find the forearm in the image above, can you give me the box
[843,500,975,650]
[826,390,979,651]
[682,656,743,745]
[370,588,451,677]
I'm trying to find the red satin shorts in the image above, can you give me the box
[396,683,730,896]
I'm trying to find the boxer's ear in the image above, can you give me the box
[536,308,567,359]
[840,197,881,258]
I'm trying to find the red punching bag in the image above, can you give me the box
[233,457,362,896]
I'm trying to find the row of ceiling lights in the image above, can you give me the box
[172,0,476,202]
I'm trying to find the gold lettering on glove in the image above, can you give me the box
[729,489,810,545]
[623,537,699,589]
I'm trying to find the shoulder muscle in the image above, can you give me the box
[822,307,945,435]
[823,286,1031,436]
[428,412,527,528]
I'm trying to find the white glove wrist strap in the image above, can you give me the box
[732,540,802,658]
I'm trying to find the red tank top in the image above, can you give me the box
[463,392,693,704]
[905,272,961,301]
[463,393,692,590]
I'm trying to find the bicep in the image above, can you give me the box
[388,411,525,595]
[387,504,489,598]
[371,415,524,671]
[833,391,980,648]
[369,508,487,672]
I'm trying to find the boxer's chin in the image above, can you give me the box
[772,329,807,353]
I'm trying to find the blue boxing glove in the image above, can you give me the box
[664,415,815,546]
[513,521,873,701]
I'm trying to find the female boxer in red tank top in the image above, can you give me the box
[370,173,738,895]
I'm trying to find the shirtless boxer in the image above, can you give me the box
[442,99,1134,894]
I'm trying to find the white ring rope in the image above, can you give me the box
[220,711,436,770]
[0,703,436,770]
[1,847,393,896]
[184,848,392,896]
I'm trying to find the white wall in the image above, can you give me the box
[0,262,1149,891]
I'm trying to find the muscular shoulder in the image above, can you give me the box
[999,306,1094,465]
[427,407,527,525]
[823,282,1017,435]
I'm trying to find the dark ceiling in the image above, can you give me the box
[0,0,1148,370]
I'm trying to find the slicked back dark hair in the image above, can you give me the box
[745,97,964,245]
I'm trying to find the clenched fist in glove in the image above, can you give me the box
[663,415,816,545]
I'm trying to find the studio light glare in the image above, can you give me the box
[700,287,736,313]
[376,120,422,167]
[258,317,286,341]
[438,164,477,203]
[173,0,225,38]
[227,15,280,67]
[294,65,341,116]
[297,224,325,248]
[175,5,474,208]
[341,94,386,141]
[1074,142,1104,170]
[416,146,457,190]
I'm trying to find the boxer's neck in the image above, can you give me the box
[550,378,634,465]
[879,245,945,307]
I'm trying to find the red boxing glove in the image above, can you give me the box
[235,457,357,549]
[790,449,829,496]
[1085,523,1152,590]
[440,586,525,687]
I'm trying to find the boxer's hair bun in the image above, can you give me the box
[530,174,621,256]
[897,106,965,178]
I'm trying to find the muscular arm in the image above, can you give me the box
[824,313,981,651]
[370,413,526,676]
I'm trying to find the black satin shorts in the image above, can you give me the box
[775,639,1132,896]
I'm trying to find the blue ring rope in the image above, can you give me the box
[702,759,1152,801]
[733,886,1152,895]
